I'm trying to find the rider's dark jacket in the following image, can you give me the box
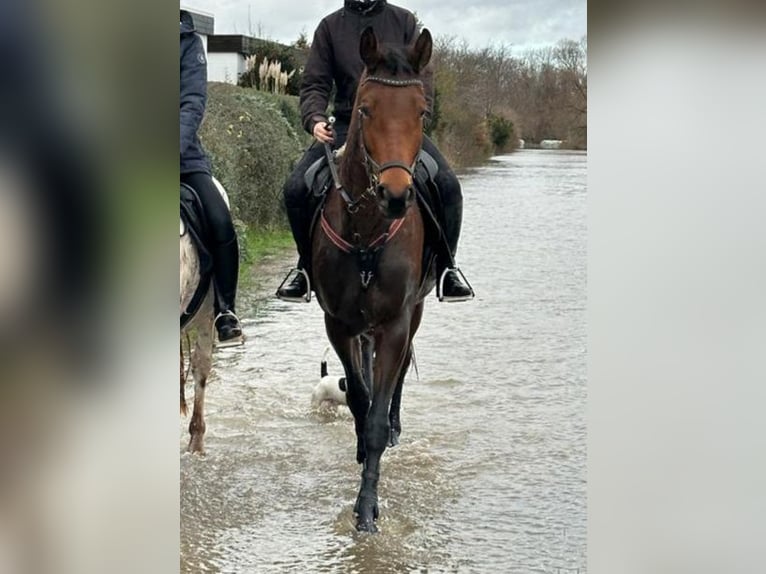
[180,10,211,175]
[300,0,434,135]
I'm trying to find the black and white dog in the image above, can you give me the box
[311,347,348,410]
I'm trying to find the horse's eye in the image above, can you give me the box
[359,106,370,118]
[419,109,427,119]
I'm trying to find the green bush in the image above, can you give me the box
[199,83,306,229]
[488,114,517,152]
[432,111,493,169]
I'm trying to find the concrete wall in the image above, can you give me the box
[207,52,245,84]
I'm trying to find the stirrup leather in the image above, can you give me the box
[276,268,311,303]
[437,267,475,302]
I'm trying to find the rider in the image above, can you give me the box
[180,10,243,343]
[276,0,473,302]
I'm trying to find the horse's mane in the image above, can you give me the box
[340,45,418,188]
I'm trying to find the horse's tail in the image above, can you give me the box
[410,344,420,382]
[180,340,188,416]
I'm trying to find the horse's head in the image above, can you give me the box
[355,27,432,219]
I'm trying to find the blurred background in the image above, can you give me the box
[0,0,177,572]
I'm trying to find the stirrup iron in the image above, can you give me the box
[276,268,311,303]
[214,310,245,348]
[437,267,475,303]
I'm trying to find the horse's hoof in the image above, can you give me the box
[354,496,379,521]
[187,437,205,454]
[356,517,378,533]
[388,428,400,447]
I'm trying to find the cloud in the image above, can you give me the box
[183,0,585,50]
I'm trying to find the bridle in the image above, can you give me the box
[318,74,425,288]
[339,75,424,213]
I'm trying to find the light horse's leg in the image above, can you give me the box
[355,314,413,532]
[324,314,369,464]
[188,289,214,454]
[388,301,424,447]
[180,340,188,416]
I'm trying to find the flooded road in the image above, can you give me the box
[181,150,587,573]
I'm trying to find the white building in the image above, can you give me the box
[540,139,563,150]
[206,36,258,85]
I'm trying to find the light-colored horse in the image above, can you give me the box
[179,177,230,454]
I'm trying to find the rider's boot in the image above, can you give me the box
[212,236,244,345]
[438,200,474,302]
[276,259,309,301]
[277,205,312,302]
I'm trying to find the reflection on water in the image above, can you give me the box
[181,150,587,573]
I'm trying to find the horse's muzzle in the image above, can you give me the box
[377,184,414,219]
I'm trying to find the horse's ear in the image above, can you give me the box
[409,28,432,73]
[359,27,381,70]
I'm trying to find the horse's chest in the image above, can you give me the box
[316,254,410,327]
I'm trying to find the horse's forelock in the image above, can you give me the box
[372,45,415,77]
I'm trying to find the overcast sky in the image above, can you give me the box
[182,0,586,52]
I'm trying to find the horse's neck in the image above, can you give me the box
[339,126,366,192]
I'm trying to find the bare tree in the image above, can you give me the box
[429,34,588,161]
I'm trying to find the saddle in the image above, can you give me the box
[180,182,214,328]
[305,150,443,288]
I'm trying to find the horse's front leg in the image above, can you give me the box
[389,302,423,447]
[355,317,411,532]
[188,308,214,454]
[324,315,369,463]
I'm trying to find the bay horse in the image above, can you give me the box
[179,177,230,453]
[311,27,436,532]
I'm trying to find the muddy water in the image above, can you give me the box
[181,150,587,573]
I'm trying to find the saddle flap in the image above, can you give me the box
[417,150,439,181]
[304,156,332,196]
[180,182,214,276]
[180,182,214,328]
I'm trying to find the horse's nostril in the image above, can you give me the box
[376,184,387,199]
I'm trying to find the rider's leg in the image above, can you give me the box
[421,136,473,301]
[182,171,243,342]
[277,142,326,300]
